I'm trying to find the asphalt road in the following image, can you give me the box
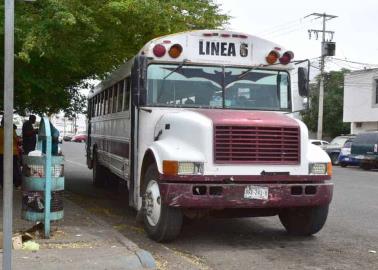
[62,142,378,270]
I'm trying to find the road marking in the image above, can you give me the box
[65,159,88,168]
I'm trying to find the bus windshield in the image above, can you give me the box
[146,64,290,111]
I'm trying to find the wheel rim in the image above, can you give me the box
[145,180,161,227]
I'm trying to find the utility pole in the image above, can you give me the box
[306,13,337,139]
[3,1,14,269]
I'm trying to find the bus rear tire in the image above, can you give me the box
[93,152,106,187]
[279,205,329,236]
[142,164,183,242]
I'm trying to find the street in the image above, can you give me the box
[62,142,378,270]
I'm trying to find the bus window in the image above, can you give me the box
[118,80,124,112]
[113,84,118,113]
[100,92,104,116]
[91,97,96,117]
[108,87,113,114]
[104,89,109,115]
[96,95,100,116]
[124,77,130,111]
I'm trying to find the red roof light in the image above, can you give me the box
[153,44,166,57]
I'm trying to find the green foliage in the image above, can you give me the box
[0,0,229,115]
[301,69,351,138]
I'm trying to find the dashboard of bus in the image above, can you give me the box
[146,64,291,112]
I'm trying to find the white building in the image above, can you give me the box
[343,69,378,134]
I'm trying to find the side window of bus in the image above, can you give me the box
[100,92,104,116]
[96,95,100,116]
[124,77,130,111]
[92,97,95,117]
[104,89,109,115]
[108,87,113,114]
[88,99,92,118]
[113,84,118,112]
[118,80,124,112]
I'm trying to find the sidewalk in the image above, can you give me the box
[0,190,156,270]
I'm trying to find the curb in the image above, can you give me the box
[65,198,156,269]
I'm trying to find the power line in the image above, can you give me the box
[331,57,378,68]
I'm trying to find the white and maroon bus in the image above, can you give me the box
[86,30,333,242]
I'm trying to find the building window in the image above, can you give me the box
[356,122,362,128]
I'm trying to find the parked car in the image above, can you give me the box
[351,132,378,170]
[338,139,360,167]
[309,139,329,148]
[71,132,87,143]
[323,135,355,165]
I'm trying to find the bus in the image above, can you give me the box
[86,30,333,242]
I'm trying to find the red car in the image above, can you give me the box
[71,132,87,143]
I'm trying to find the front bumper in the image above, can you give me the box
[159,182,333,209]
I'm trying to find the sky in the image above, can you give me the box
[215,0,378,71]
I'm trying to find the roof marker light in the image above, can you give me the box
[279,51,294,65]
[168,44,183,58]
[153,44,166,57]
[266,50,280,64]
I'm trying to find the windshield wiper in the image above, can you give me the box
[163,59,188,80]
[237,65,264,80]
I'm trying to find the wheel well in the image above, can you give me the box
[140,150,157,196]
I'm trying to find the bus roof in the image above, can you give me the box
[89,30,295,99]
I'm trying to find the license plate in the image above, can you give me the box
[244,185,269,200]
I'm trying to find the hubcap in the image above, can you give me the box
[145,180,161,226]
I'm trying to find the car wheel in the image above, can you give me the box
[92,151,106,187]
[279,205,329,236]
[142,164,183,242]
[330,153,339,165]
[340,162,347,168]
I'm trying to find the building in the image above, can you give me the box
[343,69,378,134]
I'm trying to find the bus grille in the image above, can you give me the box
[214,125,300,164]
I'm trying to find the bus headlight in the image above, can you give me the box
[178,162,204,175]
[163,160,204,176]
[309,163,328,175]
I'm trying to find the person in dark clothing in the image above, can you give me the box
[22,115,37,155]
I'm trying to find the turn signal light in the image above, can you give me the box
[153,44,166,57]
[279,51,294,65]
[327,162,333,176]
[168,44,183,58]
[266,50,280,64]
[163,160,178,176]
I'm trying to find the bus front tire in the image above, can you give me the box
[279,205,329,236]
[142,164,183,242]
[93,152,106,187]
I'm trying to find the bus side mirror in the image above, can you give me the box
[298,67,309,97]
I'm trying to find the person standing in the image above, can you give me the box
[22,115,37,155]
[0,122,22,188]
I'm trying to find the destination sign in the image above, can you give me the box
[199,41,249,58]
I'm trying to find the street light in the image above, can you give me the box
[3,1,36,269]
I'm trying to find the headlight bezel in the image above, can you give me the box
[309,162,328,175]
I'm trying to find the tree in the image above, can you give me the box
[301,69,351,138]
[0,0,229,115]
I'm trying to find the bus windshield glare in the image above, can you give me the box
[147,64,290,111]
